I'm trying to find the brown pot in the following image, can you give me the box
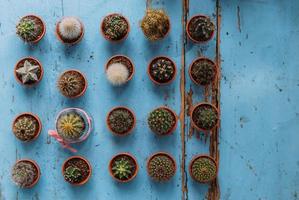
[18,15,46,44]
[62,156,92,186]
[147,56,177,85]
[12,112,42,142]
[108,153,138,183]
[188,57,218,86]
[106,106,136,136]
[13,159,41,188]
[188,154,218,183]
[14,57,44,87]
[186,14,215,43]
[56,17,84,45]
[100,13,130,43]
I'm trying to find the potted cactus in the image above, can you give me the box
[109,153,138,183]
[56,17,84,44]
[189,57,217,86]
[16,15,46,43]
[101,13,130,42]
[62,156,92,185]
[191,103,219,131]
[186,15,215,43]
[148,106,177,135]
[12,113,42,142]
[11,159,40,188]
[189,155,217,183]
[148,56,176,85]
[105,55,134,86]
[14,57,43,86]
[57,70,87,98]
[106,106,136,136]
[147,152,176,181]
[141,9,170,41]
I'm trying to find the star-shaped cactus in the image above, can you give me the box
[16,60,40,84]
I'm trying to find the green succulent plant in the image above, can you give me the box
[57,71,86,98]
[64,166,82,183]
[102,14,129,41]
[111,157,134,180]
[191,156,217,182]
[148,108,176,135]
[16,16,43,42]
[150,58,175,83]
[108,108,134,135]
[148,154,175,181]
[188,16,215,42]
[192,104,218,130]
[16,60,40,84]
[13,115,39,141]
[190,59,216,85]
[11,161,38,187]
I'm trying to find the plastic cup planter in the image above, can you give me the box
[56,17,84,45]
[189,155,218,183]
[186,15,215,43]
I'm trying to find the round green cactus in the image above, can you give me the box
[148,154,175,181]
[11,161,38,187]
[192,104,218,130]
[13,115,39,141]
[150,58,175,83]
[190,59,216,85]
[148,107,176,135]
[111,156,134,180]
[16,16,43,42]
[188,16,215,42]
[102,14,129,41]
[108,108,134,135]
[64,166,82,183]
[191,156,217,182]
[57,70,86,98]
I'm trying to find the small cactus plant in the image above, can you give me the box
[63,157,91,184]
[57,70,86,98]
[11,160,39,188]
[110,154,137,182]
[190,58,216,85]
[106,56,133,86]
[57,17,83,43]
[64,166,82,183]
[107,107,135,135]
[190,156,217,183]
[147,153,176,181]
[141,9,170,41]
[102,14,129,41]
[191,103,218,131]
[12,114,40,141]
[187,15,215,42]
[16,15,44,43]
[148,107,176,135]
[15,59,42,85]
[149,57,175,84]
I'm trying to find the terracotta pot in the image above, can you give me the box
[18,15,46,44]
[108,153,138,183]
[14,57,44,87]
[186,14,215,43]
[100,13,130,43]
[188,57,218,86]
[147,56,177,85]
[188,154,218,183]
[13,159,41,188]
[12,112,42,142]
[106,106,136,136]
[56,17,84,45]
[62,156,92,186]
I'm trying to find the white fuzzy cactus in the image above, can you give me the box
[106,63,129,86]
[58,17,82,40]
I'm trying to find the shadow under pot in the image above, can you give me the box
[105,55,134,86]
[62,156,92,186]
[148,56,176,85]
[16,15,46,44]
[56,17,84,45]
[106,106,136,136]
[189,155,217,183]
[11,159,40,188]
[147,152,176,182]
[189,57,217,86]
[109,153,138,183]
[186,15,215,43]
[191,103,219,132]
[148,106,177,136]
[14,57,43,87]
[12,112,42,142]
[101,13,130,42]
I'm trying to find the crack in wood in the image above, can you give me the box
[237,6,241,32]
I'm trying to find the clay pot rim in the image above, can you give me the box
[100,13,130,43]
[13,159,41,188]
[62,156,92,186]
[188,57,218,86]
[147,56,177,85]
[188,154,218,183]
[190,102,219,132]
[186,14,215,43]
[146,152,177,182]
[106,106,136,136]
[108,153,138,183]
[14,57,44,87]
[18,15,46,44]
[12,112,42,142]
[105,55,135,82]
[55,17,84,45]
[58,69,88,98]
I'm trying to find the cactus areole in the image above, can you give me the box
[101,13,129,42]
[189,155,217,183]
[187,15,215,43]
[191,103,219,131]
[107,107,135,136]
[148,56,176,85]
[16,15,45,43]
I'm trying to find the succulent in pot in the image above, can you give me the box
[109,153,138,183]
[189,155,217,183]
[57,70,87,98]
[56,17,84,44]
[191,103,219,131]
[14,57,43,87]
[62,156,92,185]
[106,106,136,136]
[16,15,46,43]
[141,9,170,41]
[148,106,177,135]
[148,56,176,85]
[101,13,130,42]
[105,55,134,86]
[11,159,40,188]
[187,15,215,43]
[147,152,176,181]
[189,57,217,86]
[12,113,42,142]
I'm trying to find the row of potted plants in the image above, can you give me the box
[11,153,217,187]
[16,11,214,44]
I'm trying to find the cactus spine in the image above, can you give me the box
[64,166,82,183]
[150,58,175,83]
[57,70,86,98]
[190,59,216,85]
[108,108,134,134]
[11,161,38,187]
[148,154,175,181]
[102,14,129,40]
[192,104,218,130]
[191,157,217,182]
[148,108,175,135]
[16,16,43,42]
[13,115,39,141]
[111,157,133,180]
[188,16,214,42]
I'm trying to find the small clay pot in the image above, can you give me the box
[56,17,84,45]
[106,106,136,136]
[147,56,177,85]
[13,159,41,188]
[14,57,44,87]
[62,156,92,186]
[12,112,42,142]
[108,153,138,183]
[186,15,215,43]
[18,15,46,44]
[100,13,130,42]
